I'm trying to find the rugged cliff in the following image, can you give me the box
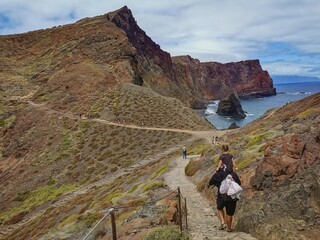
[107,7,276,107]
[172,55,276,102]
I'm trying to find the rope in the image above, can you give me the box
[82,208,114,240]
[82,189,179,240]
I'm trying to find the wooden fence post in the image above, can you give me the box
[178,187,183,233]
[111,210,117,240]
[184,197,188,230]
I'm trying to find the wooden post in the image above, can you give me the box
[178,187,183,233]
[111,210,117,240]
[184,197,188,230]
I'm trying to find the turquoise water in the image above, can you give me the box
[204,81,320,129]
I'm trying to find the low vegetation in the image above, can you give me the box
[185,160,202,176]
[188,144,211,155]
[0,185,77,224]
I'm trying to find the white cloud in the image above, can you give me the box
[262,61,320,77]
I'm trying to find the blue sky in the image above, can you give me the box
[1,0,320,79]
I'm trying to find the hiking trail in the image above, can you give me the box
[164,155,257,240]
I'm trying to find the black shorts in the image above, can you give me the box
[217,196,237,216]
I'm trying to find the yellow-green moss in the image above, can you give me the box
[151,162,168,179]
[0,116,16,129]
[78,211,104,228]
[0,185,77,223]
[142,181,164,193]
[128,183,143,193]
[59,214,79,227]
[236,152,263,169]
[298,108,313,118]
[90,99,105,114]
[245,130,277,148]
[104,190,125,204]
[188,144,210,155]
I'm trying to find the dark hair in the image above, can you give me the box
[221,144,229,152]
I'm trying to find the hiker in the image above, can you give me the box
[182,145,187,159]
[216,144,237,177]
[208,144,240,231]
[212,136,218,144]
[209,170,241,232]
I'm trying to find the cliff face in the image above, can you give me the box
[172,56,276,102]
[107,7,174,80]
[106,7,275,107]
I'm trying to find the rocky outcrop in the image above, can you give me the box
[228,122,240,129]
[107,6,174,80]
[172,56,276,102]
[106,7,194,106]
[236,93,320,239]
[216,93,246,118]
[107,8,276,107]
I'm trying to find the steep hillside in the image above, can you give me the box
[188,93,320,239]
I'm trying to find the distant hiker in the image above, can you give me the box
[182,145,187,159]
[209,170,241,232]
[212,136,218,144]
[216,144,237,176]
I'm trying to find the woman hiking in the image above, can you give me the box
[209,144,240,232]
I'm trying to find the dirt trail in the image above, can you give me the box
[27,100,227,143]
[164,155,257,240]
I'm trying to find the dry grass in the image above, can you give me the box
[100,83,213,131]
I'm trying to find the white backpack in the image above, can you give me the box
[219,174,243,200]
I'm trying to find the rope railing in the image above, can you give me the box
[81,188,188,240]
[82,208,115,240]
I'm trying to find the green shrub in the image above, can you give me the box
[188,144,210,155]
[151,163,168,179]
[0,116,16,129]
[144,226,190,240]
[0,185,77,223]
[142,181,164,193]
[298,108,313,118]
[185,160,201,176]
[245,130,276,148]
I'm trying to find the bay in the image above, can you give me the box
[204,81,320,130]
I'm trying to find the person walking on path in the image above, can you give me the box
[182,145,187,159]
[216,144,237,176]
[209,144,240,232]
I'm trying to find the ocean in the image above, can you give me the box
[204,81,320,130]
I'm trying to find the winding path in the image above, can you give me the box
[164,155,257,240]
[27,100,226,144]
[1,96,233,239]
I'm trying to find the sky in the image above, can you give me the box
[1,0,320,80]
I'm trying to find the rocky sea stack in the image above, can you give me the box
[216,93,246,119]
